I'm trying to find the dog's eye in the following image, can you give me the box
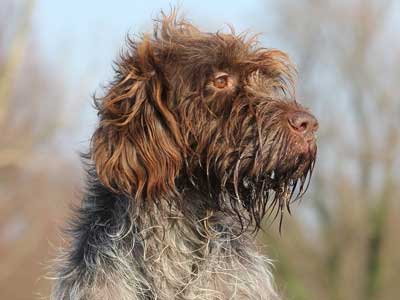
[214,73,229,89]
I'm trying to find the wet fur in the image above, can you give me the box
[52,12,317,300]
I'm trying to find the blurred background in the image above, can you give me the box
[0,0,399,299]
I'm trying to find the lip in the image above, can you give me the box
[294,137,316,155]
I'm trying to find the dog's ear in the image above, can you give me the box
[91,37,183,202]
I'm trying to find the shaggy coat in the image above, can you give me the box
[52,13,318,300]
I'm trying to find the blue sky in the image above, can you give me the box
[33,0,279,84]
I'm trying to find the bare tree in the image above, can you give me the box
[259,1,400,299]
[0,1,78,299]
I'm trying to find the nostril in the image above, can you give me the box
[288,111,318,134]
[299,121,308,132]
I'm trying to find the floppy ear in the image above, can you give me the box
[91,37,183,202]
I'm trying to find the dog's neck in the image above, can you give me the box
[127,188,280,299]
[54,179,279,300]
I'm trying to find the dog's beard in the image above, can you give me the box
[213,124,317,232]
[179,94,316,231]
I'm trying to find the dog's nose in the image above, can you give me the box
[288,111,319,136]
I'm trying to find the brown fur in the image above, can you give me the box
[52,11,318,300]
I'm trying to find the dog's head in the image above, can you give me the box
[92,13,318,228]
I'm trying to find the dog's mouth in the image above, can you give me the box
[188,102,318,231]
[227,137,317,231]
[237,166,315,231]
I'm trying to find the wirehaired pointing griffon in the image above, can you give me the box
[53,12,318,300]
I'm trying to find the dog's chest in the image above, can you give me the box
[141,221,279,300]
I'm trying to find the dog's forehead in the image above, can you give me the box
[158,30,256,71]
[203,33,253,66]
[149,16,295,94]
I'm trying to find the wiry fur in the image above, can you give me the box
[53,178,278,300]
[52,12,317,300]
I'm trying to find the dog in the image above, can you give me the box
[52,12,318,300]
